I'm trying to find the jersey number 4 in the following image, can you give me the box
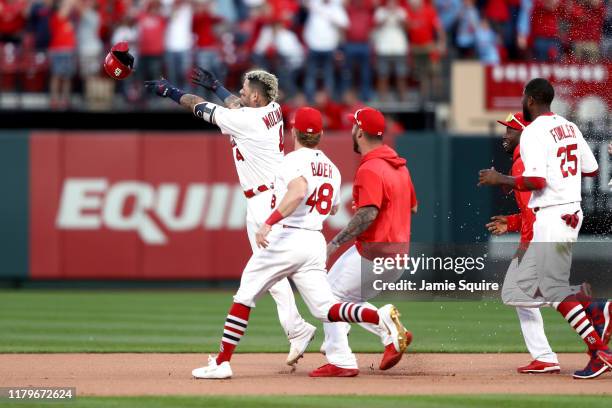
[306,183,334,215]
[557,143,577,178]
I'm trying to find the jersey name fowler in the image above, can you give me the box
[549,124,576,142]
[262,107,283,129]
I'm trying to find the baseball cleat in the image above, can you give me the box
[377,304,409,354]
[309,363,359,377]
[573,351,611,379]
[192,355,232,379]
[286,322,316,366]
[517,360,560,374]
[597,348,612,370]
[379,331,412,370]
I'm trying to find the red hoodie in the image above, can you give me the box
[353,145,417,256]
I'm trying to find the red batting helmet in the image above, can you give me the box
[103,41,134,80]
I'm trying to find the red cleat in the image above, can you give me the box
[308,364,359,377]
[517,360,561,374]
[379,331,413,370]
[598,348,612,370]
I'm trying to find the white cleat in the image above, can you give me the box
[192,355,232,379]
[378,304,409,354]
[286,323,316,366]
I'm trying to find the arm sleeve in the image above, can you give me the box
[506,214,522,232]
[577,133,598,174]
[520,127,547,178]
[213,106,250,138]
[354,169,384,209]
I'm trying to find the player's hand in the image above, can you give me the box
[478,167,503,186]
[255,224,272,248]
[144,78,172,97]
[191,66,220,91]
[486,215,508,235]
[608,142,612,155]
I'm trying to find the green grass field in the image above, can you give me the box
[1,395,612,408]
[0,290,585,353]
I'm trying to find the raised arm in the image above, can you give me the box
[144,78,222,124]
[192,67,242,109]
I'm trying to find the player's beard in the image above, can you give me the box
[522,102,532,122]
[352,131,360,154]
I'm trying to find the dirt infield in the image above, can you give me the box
[0,353,610,396]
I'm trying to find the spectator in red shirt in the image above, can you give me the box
[341,0,375,102]
[0,0,28,43]
[193,0,226,91]
[314,89,345,130]
[49,0,77,109]
[137,0,165,90]
[405,0,446,100]
[530,0,562,61]
[564,0,605,62]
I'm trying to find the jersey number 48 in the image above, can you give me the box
[306,183,334,215]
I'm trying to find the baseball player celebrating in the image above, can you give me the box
[314,107,418,377]
[190,107,409,379]
[478,78,612,379]
[483,112,592,374]
[144,70,315,365]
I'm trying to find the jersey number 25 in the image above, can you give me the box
[557,143,577,178]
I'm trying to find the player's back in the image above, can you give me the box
[520,114,598,208]
[274,148,341,231]
[213,102,285,191]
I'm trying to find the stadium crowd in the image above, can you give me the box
[0,0,610,117]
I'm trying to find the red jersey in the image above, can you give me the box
[352,145,417,255]
[49,12,76,51]
[405,3,441,46]
[506,146,535,244]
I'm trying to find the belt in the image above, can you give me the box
[282,225,321,232]
[533,202,581,213]
[243,184,272,199]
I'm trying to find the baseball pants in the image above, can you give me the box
[502,258,558,364]
[234,226,338,321]
[245,190,310,340]
[515,202,582,303]
[323,245,404,369]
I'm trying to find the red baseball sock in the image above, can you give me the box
[556,295,606,352]
[328,302,379,324]
[216,302,251,364]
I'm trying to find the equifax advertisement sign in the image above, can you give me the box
[485,63,612,112]
[29,132,359,280]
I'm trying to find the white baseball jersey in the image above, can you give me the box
[520,113,598,208]
[213,102,285,191]
[273,148,341,230]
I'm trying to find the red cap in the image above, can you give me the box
[497,112,530,131]
[293,106,323,133]
[347,107,385,137]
